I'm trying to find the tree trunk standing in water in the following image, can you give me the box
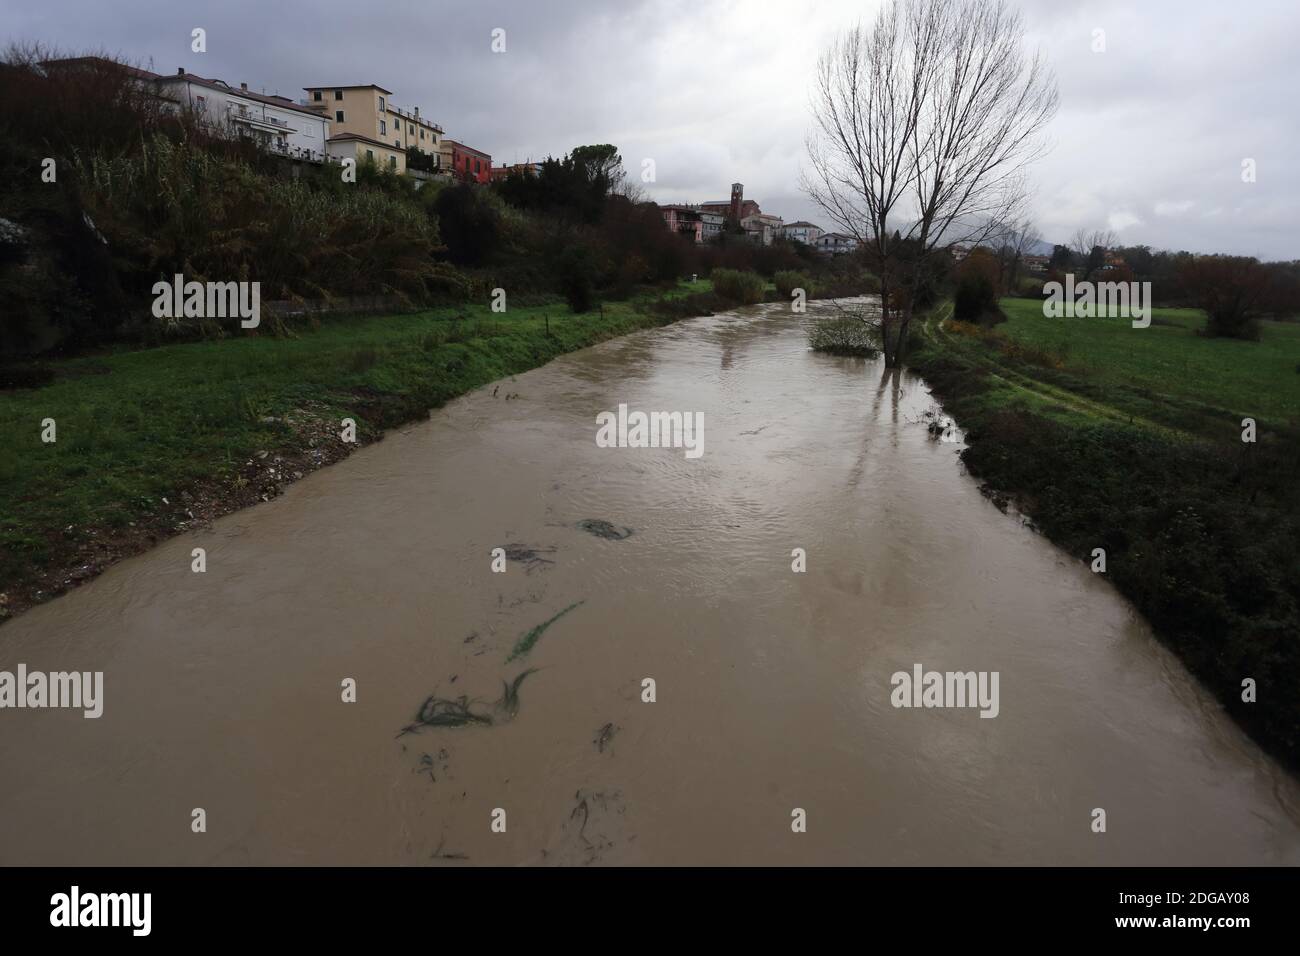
[804,0,1059,367]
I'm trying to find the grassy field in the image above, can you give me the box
[995,298,1299,426]
[910,297,1300,769]
[920,299,1299,443]
[0,280,714,615]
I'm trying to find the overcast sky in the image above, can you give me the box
[6,0,1296,258]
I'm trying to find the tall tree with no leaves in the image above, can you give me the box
[1071,227,1116,281]
[995,217,1042,292]
[804,0,1058,366]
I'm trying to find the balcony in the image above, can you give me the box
[226,104,297,134]
[386,103,444,134]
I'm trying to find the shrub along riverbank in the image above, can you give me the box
[0,280,729,621]
[908,298,1300,770]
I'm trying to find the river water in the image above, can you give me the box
[1,298,1297,865]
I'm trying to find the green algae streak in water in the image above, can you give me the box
[506,601,585,663]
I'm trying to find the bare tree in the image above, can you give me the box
[994,217,1041,292]
[1071,227,1115,281]
[804,0,1058,365]
[803,4,935,365]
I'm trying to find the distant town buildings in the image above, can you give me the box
[490,162,542,181]
[660,205,704,243]
[741,213,784,245]
[814,232,859,255]
[657,183,808,246]
[782,221,824,245]
[42,57,500,183]
[699,183,762,222]
[698,209,726,242]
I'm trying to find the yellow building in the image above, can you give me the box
[324,132,406,174]
[303,83,442,173]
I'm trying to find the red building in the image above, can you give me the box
[440,140,492,184]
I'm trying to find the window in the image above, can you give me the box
[474,159,481,174]
[335,110,345,123]
[378,96,385,112]
[313,91,322,101]
[409,123,414,134]
[389,155,397,169]
[366,149,375,161]
[334,89,343,100]
[196,95,206,110]
[419,129,424,140]
[379,120,386,135]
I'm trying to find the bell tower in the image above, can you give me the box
[730,183,743,220]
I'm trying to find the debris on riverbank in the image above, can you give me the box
[555,788,630,865]
[0,401,366,623]
[503,544,557,572]
[496,668,538,720]
[430,836,469,862]
[593,722,619,754]
[577,519,633,541]
[399,667,540,736]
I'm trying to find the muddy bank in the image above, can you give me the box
[1,297,1298,865]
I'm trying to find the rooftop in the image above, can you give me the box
[442,140,491,158]
[40,56,161,82]
[303,83,394,95]
[166,70,326,118]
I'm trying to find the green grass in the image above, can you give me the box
[995,298,1300,426]
[918,300,1300,443]
[0,284,708,607]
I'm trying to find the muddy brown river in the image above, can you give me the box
[2,298,1298,865]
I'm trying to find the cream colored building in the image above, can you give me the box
[325,132,406,174]
[303,84,442,173]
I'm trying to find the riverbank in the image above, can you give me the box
[0,280,734,622]
[909,298,1300,770]
[5,296,1297,865]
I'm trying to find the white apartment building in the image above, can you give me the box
[782,221,824,244]
[157,68,331,162]
[815,232,860,255]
